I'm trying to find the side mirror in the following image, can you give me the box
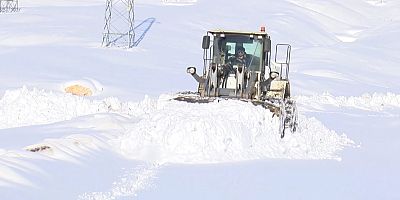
[202,36,210,49]
[187,66,197,75]
[264,37,271,52]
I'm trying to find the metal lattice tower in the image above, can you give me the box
[0,0,19,13]
[102,0,135,48]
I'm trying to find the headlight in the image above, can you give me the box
[187,67,196,75]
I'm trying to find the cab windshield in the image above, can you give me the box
[214,34,263,71]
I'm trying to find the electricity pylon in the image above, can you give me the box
[102,0,135,48]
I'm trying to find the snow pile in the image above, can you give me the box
[0,87,155,130]
[117,94,354,163]
[0,87,110,129]
[0,87,355,163]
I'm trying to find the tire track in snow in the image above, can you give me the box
[78,163,161,200]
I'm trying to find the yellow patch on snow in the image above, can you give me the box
[65,84,92,96]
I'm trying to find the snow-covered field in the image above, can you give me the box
[1,0,400,199]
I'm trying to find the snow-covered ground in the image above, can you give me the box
[1,0,400,199]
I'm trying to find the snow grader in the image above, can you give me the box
[175,28,298,138]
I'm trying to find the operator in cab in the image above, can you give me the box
[223,46,250,75]
[228,46,249,67]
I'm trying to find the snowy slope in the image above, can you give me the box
[1,0,400,199]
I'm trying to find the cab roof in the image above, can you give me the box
[208,30,269,36]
